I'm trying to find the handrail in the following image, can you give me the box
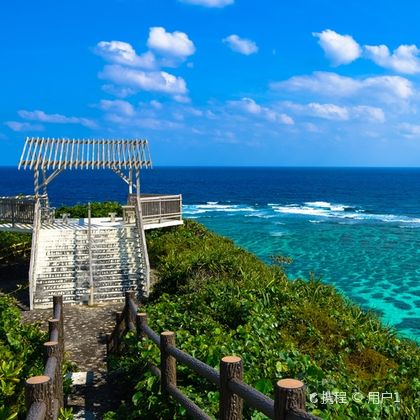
[107,292,320,420]
[25,296,65,420]
[28,200,41,310]
[134,195,151,295]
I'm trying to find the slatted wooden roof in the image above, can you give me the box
[18,137,152,170]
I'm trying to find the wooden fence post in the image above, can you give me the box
[274,379,306,420]
[136,313,148,339]
[125,291,136,330]
[52,296,64,350]
[25,376,51,418]
[44,341,63,409]
[160,331,176,393]
[48,319,59,342]
[219,356,243,420]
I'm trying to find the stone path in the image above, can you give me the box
[21,303,124,418]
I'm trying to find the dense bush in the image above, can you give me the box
[0,295,46,419]
[55,201,122,218]
[107,220,420,419]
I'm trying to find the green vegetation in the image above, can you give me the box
[56,201,122,218]
[0,295,46,419]
[107,220,420,419]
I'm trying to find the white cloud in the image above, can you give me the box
[179,0,234,7]
[308,103,349,120]
[18,110,96,128]
[100,64,188,95]
[313,29,361,65]
[353,105,385,123]
[228,98,294,124]
[101,84,136,98]
[272,72,360,97]
[399,123,420,138]
[364,44,420,74]
[223,34,258,55]
[95,41,157,69]
[150,100,163,109]
[99,100,134,116]
[147,27,195,59]
[272,71,413,100]
[5,121,44,132]
[283,102,385,123]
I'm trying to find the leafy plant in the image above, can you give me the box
[0,294,46,417]
[105,220,420,419]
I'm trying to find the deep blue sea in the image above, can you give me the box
[1,167,419,342]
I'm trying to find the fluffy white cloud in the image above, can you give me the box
[5,121,43,132]
[18,110,96,128]
[399,123,420,137]
[100,64,188,95]
[283,102,385,123]
[313,29,361,65]
[95,41,157,69]
[223,34,258,55]
[147,27,195,59]
[179,0,234,7]
[99,100,134,116]
[272,71,413,100]
[364,44,420,74]
[307,103,349,120]
[228,98,294,124]
[352,105,385,123]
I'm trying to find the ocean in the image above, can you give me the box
[1,167,419,342]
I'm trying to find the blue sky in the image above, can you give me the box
[2,0,420,166]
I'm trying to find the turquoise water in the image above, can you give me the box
[1,167,419,342]
[184,201,420,342]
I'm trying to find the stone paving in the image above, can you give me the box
[21,302,125,418]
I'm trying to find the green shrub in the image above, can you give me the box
[107,220,420,419]
[55,201,122,218]
[0,295,46,418]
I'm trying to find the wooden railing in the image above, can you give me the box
[107,292,319,420]
[25,296,64,420]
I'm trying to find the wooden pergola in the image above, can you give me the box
[18,137,152,203]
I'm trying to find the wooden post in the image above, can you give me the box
[53,295,64,353]
[125,291,136,330]
[219,356,243,420]
[44,341,63,409]
[160,331,176,393]
[25,376,51,418]
[274,379,306,420]
[136,313,148,339]
[48,319,60,342]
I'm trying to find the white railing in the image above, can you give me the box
[28,200,41,309]
[134,196,151,296]
[134,194,182,224]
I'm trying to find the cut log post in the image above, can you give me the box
[53,296,64,352]
[219,356,243,420]
[136,313,148,339]
[48,319,59,343]
[25,376,51,419]
[125,291,136,330]
[160,331,176,394]
[274,379,306,420]
[44,341,63,409]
